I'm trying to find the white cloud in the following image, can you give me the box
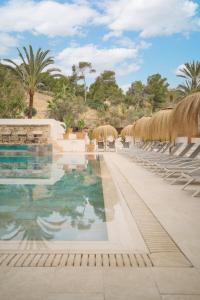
[0,33,18,55]
[56,44,142,77]
[0,0,199,44]
[103,30,122,41]
[175,64,186,76]
[99,0,200,37]
[0,0,98,37]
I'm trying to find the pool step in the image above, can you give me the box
[0,253,154,268]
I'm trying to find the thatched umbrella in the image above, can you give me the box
[148,108,173,141]
[121,125,133,137]
[171,92,200,140]
[93,125,118,141]
[132,117,151,140]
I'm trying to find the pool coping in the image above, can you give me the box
[0,153,193,268]
[0,155,147,254]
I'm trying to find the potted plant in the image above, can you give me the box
[86,129,95,152]
[76,119,85,139]
[63,115,73,139]
[121,136,126,145]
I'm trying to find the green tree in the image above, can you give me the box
[0,64,25,118]
[176,61,200,98]
[176,81,194,99]
[126,80,149,108]
[177,61,200,91]
[39,72,72,94]
[4,45,60,118]
[48,84,86,124]
[73,62,95,103]
[146,74,169,111]
[89,70,124,108]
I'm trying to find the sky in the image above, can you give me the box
[0,0,200,91]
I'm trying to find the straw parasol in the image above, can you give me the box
[121,125,133,137]
[92,125,118,141]
[132,117,151,140]
[148,108,173,141]
[171,92,200,140]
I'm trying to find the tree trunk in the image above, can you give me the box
[28,91,34,119]
[84,78,87,103]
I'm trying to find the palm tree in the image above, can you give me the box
[176,80,194,99]
[177,61,200,92]
[4,45,60,118]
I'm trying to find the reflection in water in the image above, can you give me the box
[0,156,108,241]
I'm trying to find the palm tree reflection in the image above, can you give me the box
[0,160,108,242]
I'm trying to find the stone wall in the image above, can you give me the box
[0,125,50,144]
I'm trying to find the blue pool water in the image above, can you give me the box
[0,155,107,241]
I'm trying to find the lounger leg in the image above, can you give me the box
[182,178,195,190]
[192,189,200,197]
[164,171,177,178]
[171,175,183,185]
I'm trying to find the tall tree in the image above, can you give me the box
[146,74,169,111]
[176,61,200,98]
[0,64,25,118]
[176,81,194,99]
[177,61,200,91]
[73,62,95,103]
[48,84,85,123]
[4,45,60,118]
[126,80,148,108]
[89,70,124,108]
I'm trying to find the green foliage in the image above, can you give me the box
[126,80,149,108]
[72,61,96,102]
[77,119,85,132]
[146,74,169,111]
[0,64,25,118]
[39,72,69,94]
[176,61,200,98]
[88,70,125,108]
[3,46,199,129]
[63,114,73,132]
[24,107,37,117]
[88,129,93,143]
[4,45,60,118]
[48,84,86,124]
[121,136,126,144]
[96,103,147,128]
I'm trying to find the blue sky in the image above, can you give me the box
[0,0,200,91]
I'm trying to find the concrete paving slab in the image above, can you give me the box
[150,252,192,267]
[162,296,200,300]
[47,293,104,300]
[0,268,55,297]
[153,268,200,294]
[103,269,161,300]
[48,268,104,293]
[111,153,200,268]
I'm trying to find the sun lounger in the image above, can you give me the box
[107,140,115,151]
[97,141,105,151]
[123,141,130,148]
[122,140,200,197]
[170,167,200,196]
[161,144,200,178]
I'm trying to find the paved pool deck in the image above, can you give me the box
[0,152,200,300]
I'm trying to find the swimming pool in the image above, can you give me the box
[0,155,107,242]
[0,153,147,253]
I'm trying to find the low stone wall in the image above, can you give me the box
[0,125,50,144]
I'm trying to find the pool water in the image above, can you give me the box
[0,155,107,241]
